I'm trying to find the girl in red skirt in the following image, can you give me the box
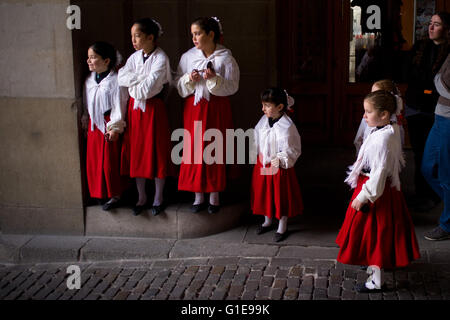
[118,18,173,216]
[251,88,303,242]
[336,90,421,293]
[82,41,128,211]
[175,17,240,214]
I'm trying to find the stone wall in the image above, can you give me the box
[0,0,83,234]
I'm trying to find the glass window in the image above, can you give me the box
[348,0,428,83]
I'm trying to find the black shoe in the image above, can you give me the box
[256,225,274,235]
[208,204,220,214]
[274,231,289,242]
[354,282,385,293]
[133,205,146,216]
[151,204,165,216]
[190,202,207,213]
[424,226,450,241]
[102,198,121,211]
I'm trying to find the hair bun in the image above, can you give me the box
[284,89,295,111]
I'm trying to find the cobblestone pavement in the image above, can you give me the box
[1,256,449,301]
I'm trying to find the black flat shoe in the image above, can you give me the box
[256,225,274,235]
[133,205,146,216]
[354,282,385,293]
[274,231,289,242]
[190,202,207,213]
[102,199,121,211]
[151,204,165,216]
[208,204,220,214]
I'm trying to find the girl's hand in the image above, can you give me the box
[203,67,216,80]
[189,70,201,82]
[105,130,119,142]
[351,198,363,211]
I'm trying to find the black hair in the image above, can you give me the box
[192,17,221,43]
[134,17,161,40]
[261,87,288,112]
[365,90,397,115]
[436,11,450,34]
[89,41,117,71]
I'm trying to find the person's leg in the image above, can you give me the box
[437,117,450,233]
[153,178,165,207]
[194,192,204,205]
[421,122,443,198]
[209,192,219,206]
[423,116,450,240]
[277,216,288,234]
[136,178,147,206]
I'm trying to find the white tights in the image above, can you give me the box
[136,177,165,206]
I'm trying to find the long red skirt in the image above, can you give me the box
[251,156,304,220]
[178,95,234,192]
[86,118,124,199]
[121,97,174,179]
[336,175,421,269]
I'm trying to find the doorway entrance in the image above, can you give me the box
[278,0,448,147]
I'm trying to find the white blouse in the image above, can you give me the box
[346,124,405,204]
[83,70,128,134]
[175,44,240,105]
[118,47,172,112]
[254,114,302,169]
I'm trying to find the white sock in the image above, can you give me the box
[277,216,288,234]
[106,196,120,204]
[262,216,272,227]
[209,192,220,206]
[153,178,165,206]
[365,265,384,289]
[194,192,204,205]
[136,178,147,206]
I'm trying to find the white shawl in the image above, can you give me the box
[254,114,302,169]
[346,124,405,203]
[175,44,240,105]
[84,71,128,134]
[118,47,172,112]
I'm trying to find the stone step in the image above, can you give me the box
[85,201,249,239]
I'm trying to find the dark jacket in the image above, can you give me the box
[404,40,448,113]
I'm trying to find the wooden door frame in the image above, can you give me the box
[276,0,339,146]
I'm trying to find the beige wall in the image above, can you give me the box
[0,0,83,234]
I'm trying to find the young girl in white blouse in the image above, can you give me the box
[336,90,420,293]
[251,88,304,242]
[175,17,240,214]
[118,18,173,216]
[82,41,128,211]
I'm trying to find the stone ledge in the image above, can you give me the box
[85,201,249,239]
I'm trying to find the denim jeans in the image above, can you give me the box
[421,115,450,232]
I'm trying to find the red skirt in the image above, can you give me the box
[336,175,421,269]
[251,156,304,220]
[121,97,174,179]
[86,118,125,199]
[178,95,234,192]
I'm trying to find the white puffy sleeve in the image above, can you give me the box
[206,56,240,96]
[107,86,129,133]
[277,124,302,169]
[175,53,196,98]
[355,139,389,204]
[128,54,169,100]
[118,56,140,88]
